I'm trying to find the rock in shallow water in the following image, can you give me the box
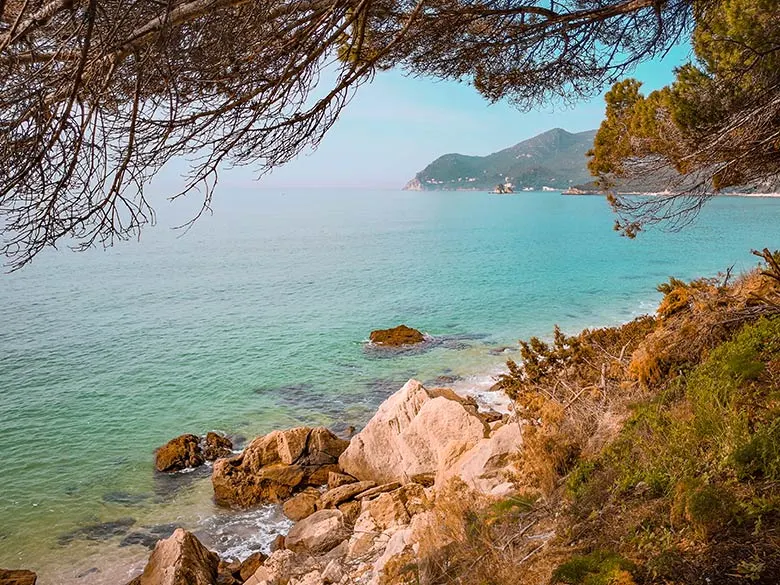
[368,325,424,346]
[128,528,218,585]
[155,434,204,472]
[155,432,233,473]
[204,432,234,461]
[211,427,348,508]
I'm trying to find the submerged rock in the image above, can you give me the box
[369,325,424,346]
[129,528,218,585]
[155,434,204,473]
[0,569,37,585]
[212,427,349,508]
[57,517,136,545]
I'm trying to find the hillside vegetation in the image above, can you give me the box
[406,128,597,191]
[393,250,780,585]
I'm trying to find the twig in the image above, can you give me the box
[518,542,547,565]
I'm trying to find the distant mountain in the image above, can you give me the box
[404,128,598,191]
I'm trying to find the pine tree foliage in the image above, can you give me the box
[588,0,780,236]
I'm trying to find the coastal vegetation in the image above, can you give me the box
[399,250,780,584]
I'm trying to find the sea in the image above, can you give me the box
[0,188,778,584]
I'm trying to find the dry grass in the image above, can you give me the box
[410,481,560,585]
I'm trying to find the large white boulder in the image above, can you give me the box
[338,380,489,484]
[437,421,523,495]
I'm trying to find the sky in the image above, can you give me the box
[200,44,694,191]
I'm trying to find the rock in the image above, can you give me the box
[318,481,376,509]
[409,473,435,487]
[217,560,241,585]
[286,510,349,555]
[365,492,410,530]
[203,432,233,461]
[337,500,362,525]
[428,387,478,413]
[321,560,344,584]
[270,535,286,552]
[135,528,219,585]
[283,488,321,521]
[213,460,306,507]
[212,427,348,508]
[398,483,430,516]
[244,550,295,585]
[489,420,505,432]
[478,409,503,424]
[291,571,324,585]
[300,428,350,466]
[395,395,488,477]
[0,569,37,585]
[277,427,311,465]
[369,325,424,346]
[327,472,356,489]
[359,483,431,534]
[239,553,267,582]
[244,550,319,585]
[339,380,489,485]
[370,528,414,585]
[302,464,341,487]
[438,421,522,495]
[155,434,204,473]
[356,482,402,501]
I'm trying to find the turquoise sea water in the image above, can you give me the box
[0,188,778,583]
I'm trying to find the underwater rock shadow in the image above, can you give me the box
[362,332,489,358]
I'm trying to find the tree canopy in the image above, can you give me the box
[588,0,780,236]
[0,0,772,268]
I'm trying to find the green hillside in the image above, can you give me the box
[405,128,598,191]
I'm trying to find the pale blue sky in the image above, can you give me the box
[219,44,693,190]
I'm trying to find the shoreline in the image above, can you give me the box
[6,310,668,585]
[9,351,516,585]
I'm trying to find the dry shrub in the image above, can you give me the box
[415,480,559,585]
[629,257,780,388]
[496,316,656,495]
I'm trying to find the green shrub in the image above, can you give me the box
[553,551,636,585]
[671,478,737,538]
[732,418,780,480]
[567,460,600,499]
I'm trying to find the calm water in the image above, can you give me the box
[0,189,777,583]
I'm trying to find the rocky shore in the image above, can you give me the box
[112,379,521,585]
